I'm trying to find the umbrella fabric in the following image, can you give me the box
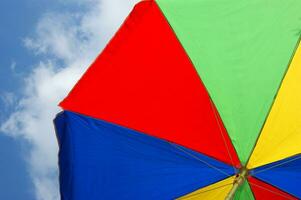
[55,111,235,199]
[250,155,301,198]
[248,176,298,200]
[156,0,301,164]
[55,0,301,199]
[247,44,301,168]
[177,176,236,200]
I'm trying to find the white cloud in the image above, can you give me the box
[1,0,138,199]
[1,91,15,108]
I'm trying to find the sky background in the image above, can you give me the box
[0,0,138,199]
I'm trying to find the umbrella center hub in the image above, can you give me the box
[234,167,248,186]
[225,167,249,200]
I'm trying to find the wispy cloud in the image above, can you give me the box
[1,91,15,108]
[10,61,17,71]
[1,0,138,199]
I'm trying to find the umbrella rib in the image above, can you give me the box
[209,99,237,171]
[251,155,301,175]
[168,142,232,176]
[248,182,296,200]
[179,183,233,199]
[246,36,301,166]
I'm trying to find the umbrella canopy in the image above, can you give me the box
[54,0,301,199]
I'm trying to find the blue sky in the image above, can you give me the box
[0,0,137,199]
[0,1,58,199]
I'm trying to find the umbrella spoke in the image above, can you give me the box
[168,142,233,176]
[251,155,301,175]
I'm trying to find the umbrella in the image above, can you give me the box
[54,0,301,199]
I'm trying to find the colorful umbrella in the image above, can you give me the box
[54,0,301,199]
